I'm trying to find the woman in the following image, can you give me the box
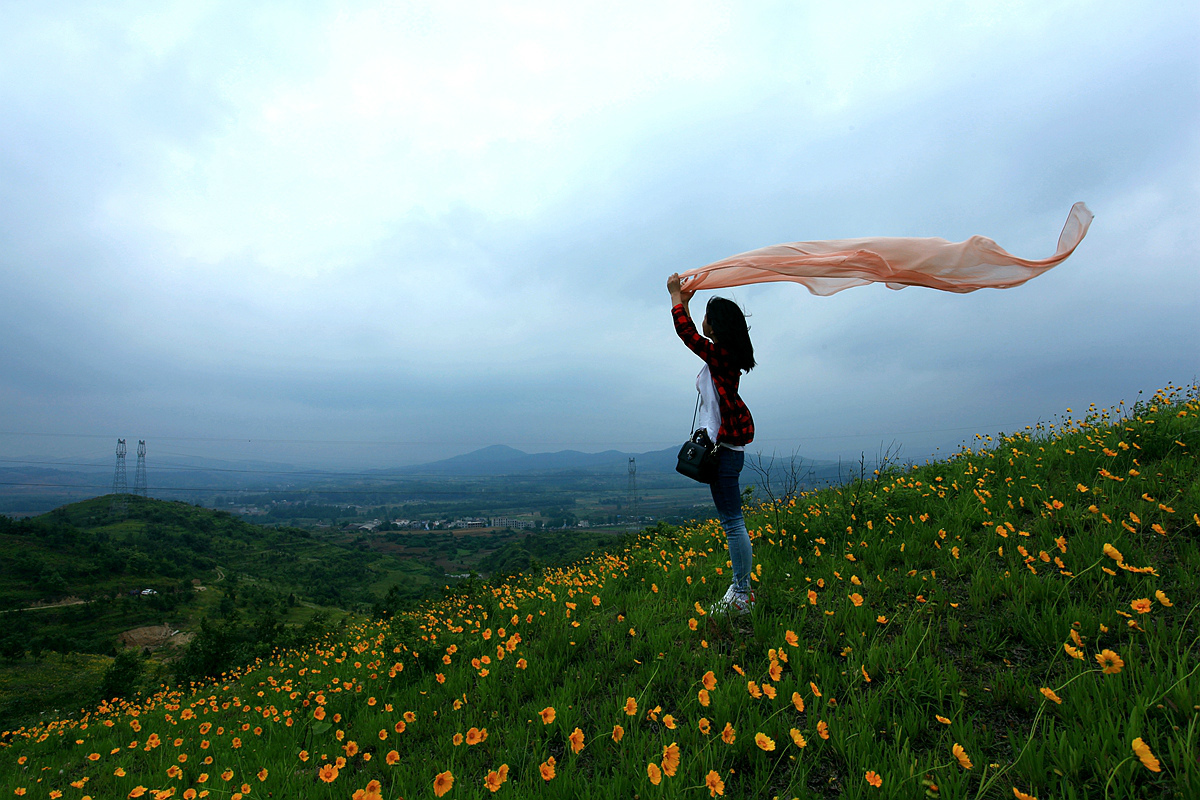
[667,273,756,615]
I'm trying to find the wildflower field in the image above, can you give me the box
[4,385,1198,799]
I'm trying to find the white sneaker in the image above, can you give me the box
[709,588,755,616]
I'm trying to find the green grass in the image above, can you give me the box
[2,384,1197,799]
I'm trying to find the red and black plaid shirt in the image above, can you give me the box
[672,303,755,446]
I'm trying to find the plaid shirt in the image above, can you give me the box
[672,303,755,446]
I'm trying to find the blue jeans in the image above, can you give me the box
[710,448,752,593]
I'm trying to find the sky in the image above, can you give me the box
[1,0,1197,472]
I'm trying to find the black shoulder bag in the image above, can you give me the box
[676,392,719,484]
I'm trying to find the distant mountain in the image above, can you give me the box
[379,444,682,476]
[380,443,851,484]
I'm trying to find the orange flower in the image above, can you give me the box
[849,593,864,607]
[755,733,776,751]
[433,770,454,797]
[785,630,799,646]
[769,661,783,681]
[663,714,677,729]
[702,671,717,691]
[612,725,624,742]
[569,727,585,754]
[953,743,973,769]
[662,742,681,776]
[394,720,407,734]
[484,769,505,792]
[624,697,638,716]
[790,728,807,748]
[385,749,400,765]
[221,769,234,782]
[1039,687,1063,705]
[452,733,464,746]
[698,718,711,734]
[791,692,805,712]
[721,722,736,744]
[810,681,822,698]
[404,711,417,723]
[1131,738,1161,772]
[539,756,556,781]
[539,706,556,725]
[313,706,326,721]
[128,788,147,799]
[747,680,762,698]
[1130,598,1152,615]
[1155,590,1173,607]
[647,762,662,785]
[1095,649,1124,674]
[705,770,725,797]
[865,770,882,788]
[935,714,951,724]
[318,764,339,783]
[344,740,359,757]
[1012,789,1038,800]
[698,688,711,707]
[817,720,829,740]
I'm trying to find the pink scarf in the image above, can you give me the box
[679,202,1092,296]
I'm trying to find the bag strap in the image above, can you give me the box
[690,391,701,436]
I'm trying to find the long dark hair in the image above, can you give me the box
[706,296,755,372]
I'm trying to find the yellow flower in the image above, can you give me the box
[1095,649,1124,674]
[1012,788,1038,800]
[952,743,973,770]
[785,630,799,647]
[539,706,556,724]
[1130,598,1152,615]
[849,593,864,607]
[755,733,776,751]
[698,688,711,707]
[539,756,556,781]
[624,697,638,716]
[1131,737,1161,772]
[433,770,454,797]
[705,770,725,797]
[647,763,662,786]
[1155,590,1173,607]
[721,722,736,744]
[661,742,681,776]
[791,692,805,712]
[790,728,807,748]
[484,769,505,793]
[935,714,951,725]
[569,727,585,754]
[1063,643,1084,660]
[747,680,762,698]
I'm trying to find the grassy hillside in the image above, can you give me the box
[3,385,1197,798]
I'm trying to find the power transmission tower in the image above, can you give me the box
[111,439,128,515]
[134,440,147,497]
[627,457,639,531]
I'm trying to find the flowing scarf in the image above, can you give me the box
[678,202,1092,296]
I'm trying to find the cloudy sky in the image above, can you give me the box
[2,0,1197,471]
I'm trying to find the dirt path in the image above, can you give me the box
[1,598,88,614]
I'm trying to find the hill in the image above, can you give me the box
[3,384,1197,798]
